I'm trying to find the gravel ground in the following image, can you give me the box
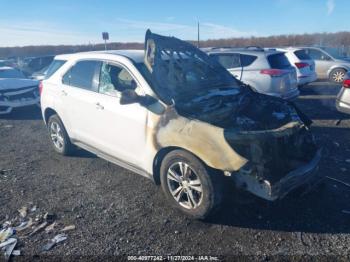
[1,81,350,261]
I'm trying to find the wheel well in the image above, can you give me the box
[329,67,348,76]
[152,147,179,185]
[152,146,223,185]
[44,108,57,125]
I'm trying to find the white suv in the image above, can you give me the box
[41,30,321,219]
[274,47,317,86]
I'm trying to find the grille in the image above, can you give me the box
[5,89,37,101]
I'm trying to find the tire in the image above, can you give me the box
[329,68,346,83]
[47,114,74,155]
[160,149,223,219]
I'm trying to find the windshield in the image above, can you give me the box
[45,59,66,79]
[322,47,344,59]
[142,30,241,104]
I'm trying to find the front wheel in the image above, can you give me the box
[330,68,346,83]
[160,150,223,219]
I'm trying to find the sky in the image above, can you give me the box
[0,0,347,47]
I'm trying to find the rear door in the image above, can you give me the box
[60,60,102,146]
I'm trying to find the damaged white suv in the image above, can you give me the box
[41,30,321,219]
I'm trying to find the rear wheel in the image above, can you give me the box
[330,68,346,83]
[47,114,74,155]
[160,150,223,219]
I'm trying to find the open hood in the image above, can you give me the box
[143,30,311,131]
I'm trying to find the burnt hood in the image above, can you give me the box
[143,30,311,131]
[144,30,241,105]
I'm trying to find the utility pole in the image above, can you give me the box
[197,22,200,48]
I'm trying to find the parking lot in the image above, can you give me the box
[1,81,350,260]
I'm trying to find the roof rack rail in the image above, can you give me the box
[245,46,264,51]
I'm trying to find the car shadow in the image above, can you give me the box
[207,180,350,234]
[0,106,42,120]
[69,148,97,159]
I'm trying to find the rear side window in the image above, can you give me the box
[294,50,311,60]
[45,60,66,79]
[212,54,241,69]
[62,60,101,91]
[267,53,291,69]
[240,54,257,67]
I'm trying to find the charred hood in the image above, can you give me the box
[143,30,311,132]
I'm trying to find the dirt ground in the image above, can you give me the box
[1,81,350,261]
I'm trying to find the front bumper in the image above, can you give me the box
[231,149,322,201]
[0,97,40,114]
[336,99,350,115]
[297,72,318,86]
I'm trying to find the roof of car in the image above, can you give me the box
[55,50,145,63]
[204,47,282,56]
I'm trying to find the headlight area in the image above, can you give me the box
[224,124,321,201]
[0,87,40,114]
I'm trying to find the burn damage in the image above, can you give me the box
[143,30,321,200]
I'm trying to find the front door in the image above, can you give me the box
[91,61,148,168]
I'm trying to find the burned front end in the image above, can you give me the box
[143,30,321,201]
[178,88,321,201]
[223,98,321,200]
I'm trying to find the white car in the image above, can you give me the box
[336,72,350,114]
[206,48,300,100]
[0,67,40,114]
[274,47,317,86]
[40,30,321,219]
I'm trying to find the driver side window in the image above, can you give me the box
[99,62,137,97]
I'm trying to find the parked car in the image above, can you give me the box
[273,47,317,86]
[336,72,350,114]
[0,70,40,114]
[21,55,55,77]
[0,66,27,79]
[300,47,350,83]
[40,30,321,219]
[205,47,299,100]
[31,66,49,80]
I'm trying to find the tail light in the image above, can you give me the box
[343,79,350,88]
[260,69,286,77]
[295,62,309,69]
[39,81,43,95]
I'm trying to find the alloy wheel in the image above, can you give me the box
[50,121,64,150]
[332,71,345,83]
[166,161,203,209]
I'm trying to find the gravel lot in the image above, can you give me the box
[1,81,350,261]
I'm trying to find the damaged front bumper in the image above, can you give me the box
[225,120,321,201]
[231,149,321,201]
[0,87,40,114]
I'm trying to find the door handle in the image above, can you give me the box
[61,90,68,96]
[95,102,104,110]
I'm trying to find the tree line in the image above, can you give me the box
[1,31,350,58]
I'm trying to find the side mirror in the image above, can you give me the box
[120,89,139,105]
